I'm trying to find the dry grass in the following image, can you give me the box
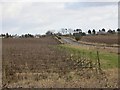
[5,68,118,88]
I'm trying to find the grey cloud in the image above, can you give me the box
[65,2,117,9]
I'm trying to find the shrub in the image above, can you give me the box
[75,37,80,41]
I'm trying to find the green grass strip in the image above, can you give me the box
[57,44,118,69]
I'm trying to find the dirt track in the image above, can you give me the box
[61,37,119,54]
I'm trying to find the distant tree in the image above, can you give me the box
[88,29,91,34]
[29,34,34,37]
[82,32,86,36]
[76,29,82,33]
[73,30,75,33]
[117,28,120,32]
[112,30,116,34]
[21,34,25,38]
[1,34,5,37]
[102,28,105,32]
[46,31,53,36]
[9,34,12,38]
[73,29,82,36]
[25,34,28,38]
[73,29,82,41]
[92,29,96,34]
[6,33,9,38]
[107,29,113,34]
[23,34,33,38]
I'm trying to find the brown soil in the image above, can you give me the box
[81,34,119,45]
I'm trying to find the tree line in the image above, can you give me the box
[87,28,120,35]
[1,28,120,38]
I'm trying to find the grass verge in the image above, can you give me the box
[56,44,118,69]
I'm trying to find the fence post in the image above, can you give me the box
[89,52,92,68]
[97,50,101,73]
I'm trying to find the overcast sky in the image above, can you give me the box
[0,0,119,35]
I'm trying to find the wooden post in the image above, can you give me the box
[89,52,92,68]
[97,50,101,73]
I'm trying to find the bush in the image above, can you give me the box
[75,37,80,41]
[58,37,61,39]
[56,35,61,39]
